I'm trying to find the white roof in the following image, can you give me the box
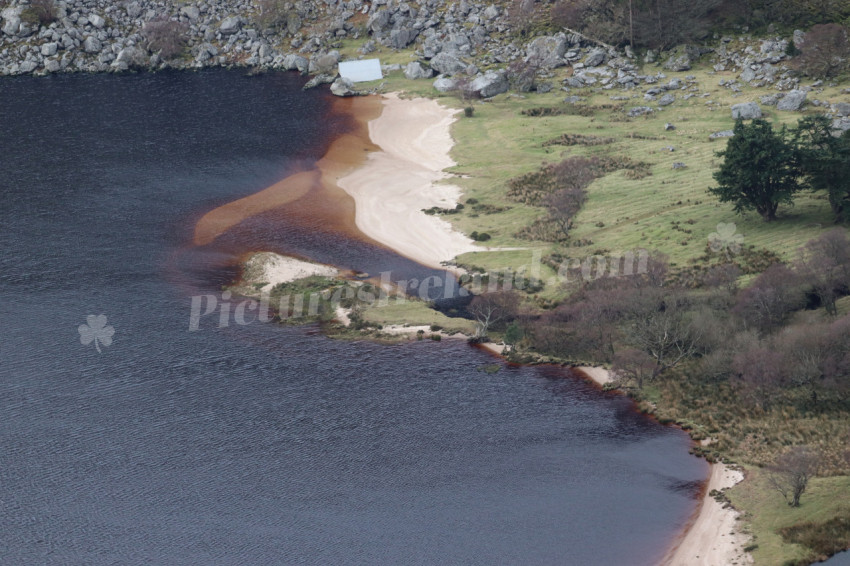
[338,59,383,82]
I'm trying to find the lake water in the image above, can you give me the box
[0,70,707,565]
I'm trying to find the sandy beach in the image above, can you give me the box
[243,252,339,293]
[337,93,479,270]
[663,463,752,566]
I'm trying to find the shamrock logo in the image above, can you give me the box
[708,222,744,257]
[78,314,115,353]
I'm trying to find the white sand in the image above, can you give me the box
[245,252,338,293]
[336,93,480,270]
[575,365,614,386]
[663,463,752,566]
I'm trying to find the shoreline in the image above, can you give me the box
[662,463,752,566]
[337,93,480,271]
[200,90,751,566]
[573,365,751,565]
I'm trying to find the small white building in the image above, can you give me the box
[338,59,383,82]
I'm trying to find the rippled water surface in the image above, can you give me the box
[0,70,707,565]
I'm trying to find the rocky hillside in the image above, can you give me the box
[0,0,848,125]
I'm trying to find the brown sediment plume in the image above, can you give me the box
[193,95,384,248]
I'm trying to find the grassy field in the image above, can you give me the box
[728,470,850,565]
[342,41,847,284]
[359,298,477,334]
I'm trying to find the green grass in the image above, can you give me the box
[728,470,850,565]
[371,56,849,284]
[359,297,477,334]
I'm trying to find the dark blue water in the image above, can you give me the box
[0,70,707,565]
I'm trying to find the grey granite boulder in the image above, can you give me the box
[330,77,359,97]
[219,16,241,35]
[470,70,508,98]
[731,102,762,120]
[404,61,433,80]
[83,36,102,54]
[664,54,691,72]
[584,47,607,68]
[430,52,466,75]
[526,34,567,69]
[433,76,458,93]
[777,89,807,111]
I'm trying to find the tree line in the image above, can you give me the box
[710,115,850,222]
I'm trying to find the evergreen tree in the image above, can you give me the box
[709,119,802,222]
[793,115,850,222]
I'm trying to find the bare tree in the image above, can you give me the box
[733,263,805,332]
[545,186,586,240]
[732,340,785,410]
[468,291,519,339]
[795,229,850,316]
[613,347,657,388]
[142,17,189,59]
[793,24,850,78]
[626,305,701,375]
[767,446,820,507]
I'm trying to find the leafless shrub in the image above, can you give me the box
[768,446,821,507]
[142,16,189,60]
[793,24,850,78]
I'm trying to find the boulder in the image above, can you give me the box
[664,54,691,72]
[89,14,105,29]
[367,9,389,33]
[584,47,607,68]
[283,53,309,74]
[219,16,241,35]
[470,70,508,98]
[330,77,359,97]
[709,130,735,140]
[404,61,433,80]
[83,36,102,54]
[525,34,567,69]
[740,68,756,83]
[833,102,850,117]
[833,118,850,133]
[41,42,58,57]
[126,2,142,18]
[657,93,675,106]
[776,89,807,111]
[2,15,20,37]
[181,6,200,21]
[628,106,654,117]
[390,27,418,49]
[303,73,336,89]
[731,102,762,120]
[114,47,148,70]
[309,51,339,74]
[433,76,457,93]
[430,52,466,75]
